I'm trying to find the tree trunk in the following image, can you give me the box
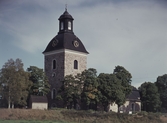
[103,103,109,112]
[8,95,11,109]
[106,104,110,112]
[95,101,97,111]
[8,99,10,109]
[117,105,120,113]
[104,106,107,112]
[12,103,14,109]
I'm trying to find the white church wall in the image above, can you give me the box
[109,102,118,112]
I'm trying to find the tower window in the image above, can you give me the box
[52,88,56,99]
[68,21,71,30]
[53,60,56,69]
[74,60,78,69]
[61,22,64,30]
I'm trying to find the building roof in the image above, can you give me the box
[59,10,74,20]
[30,95,48,103]
[43,33,89,54]
[126,87,141,101]
[43,10,88,54]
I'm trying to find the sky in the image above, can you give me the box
[0,0,167,88]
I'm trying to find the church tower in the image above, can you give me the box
[43,9,89,107]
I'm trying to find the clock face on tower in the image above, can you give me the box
[52,39,58,47]
[73,40,79,47]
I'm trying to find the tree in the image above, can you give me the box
[155,74,167,112]
[98,73,122,111]
[57,68,100,110]
[139,82,161,112]
[113,66,132,112]
[0,59,32,108]
[27,66,50,96]
[57,75,83,109]
[113,66,132,95]
[81,68,100,110]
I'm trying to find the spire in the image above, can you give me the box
[58,7,74,34]
[65,4,67,11]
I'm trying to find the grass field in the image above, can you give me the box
[0,120,71,123]
[0,108,167,123]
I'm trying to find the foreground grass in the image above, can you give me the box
[0,120,71,123]
[0,108,166,123]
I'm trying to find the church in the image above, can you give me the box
[43,8,89,108]
[42,8,141,112]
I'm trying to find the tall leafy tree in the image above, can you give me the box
[155,74,167,112]
[0,59,32,108]
[57,75,83,109]
[113,66,132,112]
[27,66,50,96]
[57,68,100,110]
[81,68,100,110]
[98,73,122,111]
[113,66,132,95]
[139,82,161,112]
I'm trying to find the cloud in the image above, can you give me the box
[72,0,167,87]
[0,0,167,87]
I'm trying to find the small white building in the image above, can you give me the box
[109,88,141,113]
[29,95,48,110]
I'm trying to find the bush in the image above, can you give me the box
[137,111,148,116]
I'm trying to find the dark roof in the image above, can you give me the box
[30,95,48,103]
[43,33,89,54]
[126,88,141,101]
[59,10,74,20]
[43,9,88,54]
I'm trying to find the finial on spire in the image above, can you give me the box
[65,3,67,11]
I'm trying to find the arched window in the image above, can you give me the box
[132,103,135,112]
[61,22,64,30]
[52,88,56,99]
[68,21,71,30]
[53,60,56,69]
[74,60,78,69]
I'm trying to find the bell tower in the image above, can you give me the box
[58,8,74,34]
[43,9,89,108]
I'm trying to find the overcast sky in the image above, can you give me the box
[0,0,167,88]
